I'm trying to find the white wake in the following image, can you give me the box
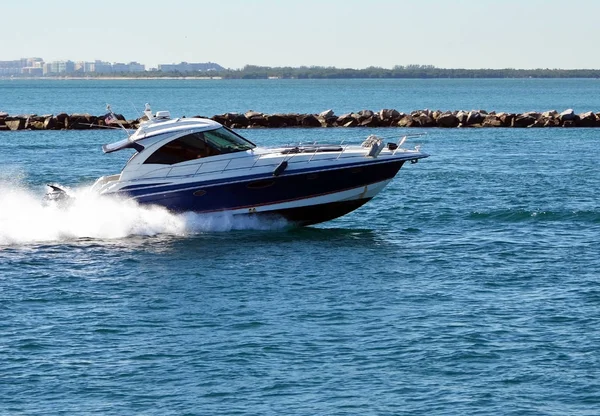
[0,183,288,245]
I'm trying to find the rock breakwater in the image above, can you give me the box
[1,109,600,131]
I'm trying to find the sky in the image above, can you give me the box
[2,0,600,70]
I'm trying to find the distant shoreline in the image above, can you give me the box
[2,65,600,80]
[2,76,600,81]
[0,76,225,81]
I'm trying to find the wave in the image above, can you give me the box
[469,208,600,223]
[0,182,288,245]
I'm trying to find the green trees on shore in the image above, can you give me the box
[214,65,600,79]
[9,65,600,79]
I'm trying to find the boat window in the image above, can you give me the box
[203,127,255,153]
[144,132,215,164]
[143,128,255,165]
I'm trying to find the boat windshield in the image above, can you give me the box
[204,127,256,153]
[143,127,255,165]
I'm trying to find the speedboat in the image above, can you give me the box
[50,105,429,226]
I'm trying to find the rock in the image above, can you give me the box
[266,113,295,127]
[543,117,561,127]
[359,115,380,127]
[299,114,321,127]
[68,113,97,129]
[24,115,40,130]
[210,112,244,126]
[379,109,400,125]
[244,111,268,127]
[397,114,415,127]
[54,113,68,129]
[210,114,230,125]
[436,112,459,128]
[559,109,577,122]
[455,110,468,124]
[512,114,537,127]
[465,110,484,126]
[317,114,338,127]
[542,110,558,118]
[248,115,268,127]
[43,116,57,130]
[319,109,335,119]
[530,118,546,128]
[230,113,250,127]
[522,111,541,120]
[350,112,362,121]
[577,111,598,127]
[538,111,558,127]
[5,117,26,130]
[316,116,329,127]
[221,112,239,120]
[245,110,263,118]
[497,113,515,126]
[358,109,374,120]
[482,115,503,127]
[413,112,435,127]
[28,119,46,130]
[336,113,354,126]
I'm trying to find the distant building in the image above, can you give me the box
[21,66,43,76]
[127,62,145,72]
[157,61,224,72]
[23,57,43,68]
[0,58,43,75]
[111,62,127,72]
[43,60,75,75]
[71,60,145,74]
[93,61,113,74]
[0,57,222,77]
[0,61,21,75]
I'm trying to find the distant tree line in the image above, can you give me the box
[212,65,600,79]
[18,65,600,79]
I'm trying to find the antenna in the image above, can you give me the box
[106,104,131,138]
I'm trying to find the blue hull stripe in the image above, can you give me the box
[131,160,406,213]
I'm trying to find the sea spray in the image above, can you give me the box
[0,183,288,245]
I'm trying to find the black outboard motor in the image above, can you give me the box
[44,184,73,206]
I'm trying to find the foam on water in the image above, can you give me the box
[0,182,288,245]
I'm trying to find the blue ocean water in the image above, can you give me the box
[1,79,600,415]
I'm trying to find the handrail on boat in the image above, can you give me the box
[246,131,427,170]
[393,132,427,155]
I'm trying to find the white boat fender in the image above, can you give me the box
[273,160,288,176]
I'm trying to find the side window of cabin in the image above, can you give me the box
[144,132,215,164]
